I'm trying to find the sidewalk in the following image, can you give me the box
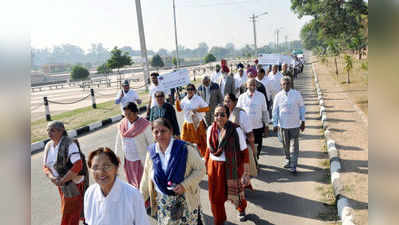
[198,61,334,224]
[313,61,368,225]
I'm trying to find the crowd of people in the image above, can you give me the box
[42,58,306,225]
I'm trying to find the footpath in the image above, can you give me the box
[313,60,368,225]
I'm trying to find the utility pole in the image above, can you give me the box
[172,0,180,69]
[134,0,149,91]
[285,35,288,50]
[275,27,283,51]
[249,11,268,58]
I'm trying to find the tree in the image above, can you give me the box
[151,54,164,69]
[70,65,89,81]
[343,54,353,84]
[327,40,341,77]
[97,63,111,74]
[204,53,216,63]
[107,46,133,87]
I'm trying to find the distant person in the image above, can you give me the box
[272,76,305,174]
[115,79,142,115]
[176,83,209,157]
[268,64,283,102]
[197,76,223,126]
[118,102,153,188]
[218,65,236,96]
[234,66,248,96]
[281,63,294,89]
[210,64,222,83]
[84,147,150,225]
[149,91,180,139]
[42,121,89,225]
[256,68,272,117]
[140,118,205,224]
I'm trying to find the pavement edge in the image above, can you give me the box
[31,106,147,155]
[312,63,355,225]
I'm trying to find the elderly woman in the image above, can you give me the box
[140,118,206,225]
[84,147,150,225]
[205,105,250,224]
[42,121,88,225]
[149,91,180,139]
[224,93,258,181]
[175,83,209,157]
[117,102,153,188]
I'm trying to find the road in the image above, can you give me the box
[31,57,333,225]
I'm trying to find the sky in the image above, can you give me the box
[28,0,312,52]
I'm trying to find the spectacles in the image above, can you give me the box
[90,164,114,172]
[153,129,169,135]
[214,112,226,117]
[186,88,195,91]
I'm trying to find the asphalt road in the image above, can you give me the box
[31,59,332,225]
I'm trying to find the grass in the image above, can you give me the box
[31,93,150,143]
[317,53,368,115]
[31,76,202,144]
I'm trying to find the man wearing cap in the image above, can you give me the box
[210,64,222,84]
[115,79,142,115]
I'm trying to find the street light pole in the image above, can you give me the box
[173,0,180,69]
[134,0,149,91]
[249,11,268,58]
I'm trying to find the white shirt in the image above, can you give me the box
[43,137,81,179]
[237,90,269,129]
[204,85,211,104]
[115,89,140,114]
[267,72,283,101]
[207,126,247,161]
[234,72,247,90]
[84,177,150,225]
[210,71,222,83]
[229,110,252,134]
[179,94,208,123]
[218,73,228,96]
[152,138,174,194]
[149,83,170,108]
[273,89,305,129]
[121,122,153,162]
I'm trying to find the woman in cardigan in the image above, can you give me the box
[42,121,88,225]
[205,104,250,224]
[118,102,153,188]
[175,83,209,157]
[140,118,206,225]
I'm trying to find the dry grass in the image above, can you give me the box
[318,54,368,115]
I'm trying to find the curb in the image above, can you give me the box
[312,63,355,225]
[31,106,147,155]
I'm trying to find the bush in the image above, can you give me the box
[71,65,89,80]
[361,60,368,71]
[204,53,216,63]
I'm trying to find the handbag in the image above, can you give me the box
[60,181,81,198]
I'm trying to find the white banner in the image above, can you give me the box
[158,69,190,90]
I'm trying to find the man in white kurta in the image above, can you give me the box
[115,79,142,115]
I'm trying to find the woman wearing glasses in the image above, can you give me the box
[205,104,250,224]
[140,118,205,225]
[175,83,209,157]
[84,147,150,225]
[149,91,180,139]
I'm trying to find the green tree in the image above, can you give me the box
[107,46,132,87]
[172,56,184,66]
[151,54,164,69]
[327,40,341,77]
[97,63,111,74]
[204,53,216,63]
[70,65,89,81]
[343,54,353,84]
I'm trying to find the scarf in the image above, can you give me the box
[208,121,245,207]
[120,117,150,138]
[149,139,188,196]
